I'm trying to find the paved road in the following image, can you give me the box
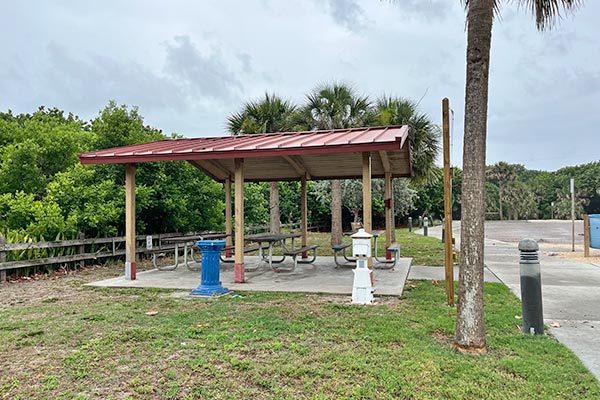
[422,220,600,381]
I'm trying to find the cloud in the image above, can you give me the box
[322,0,368,32]
[41,42,185,112]
[163,35,242,102]
[391,0,454,21]
[236,52,253,75]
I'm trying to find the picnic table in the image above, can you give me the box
[245,233,317,271]
[332,230,398,268]
[154,233,229,271]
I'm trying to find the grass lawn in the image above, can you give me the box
[302,228,445,266]
[1,278,599,399]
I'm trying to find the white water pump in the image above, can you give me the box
[351,229,374,304]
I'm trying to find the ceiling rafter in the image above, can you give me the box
[189,159,231,181]
[378,151,391,174]
[283,155,312,179]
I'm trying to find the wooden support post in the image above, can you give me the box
[362,152,373,274]
[584,214,590,257]
[125,163,136,280]
[0,234,6,282]
[77,232,85,269]
[442,98,454,306]
[225,177,233,257]
[571,178,575,252]
[301,175,308,259]
[234,158,245,283]
[384,172,393,259]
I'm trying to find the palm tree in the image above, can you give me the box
[487,161,523,220]
[298,83,371,245]
[226,93,297,233]
[372,96,441,242]
[372,96,441,186]
[456,0,582,352]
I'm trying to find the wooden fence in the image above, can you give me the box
[0,232,185,281]
[0,222,323,281]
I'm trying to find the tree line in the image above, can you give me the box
[0,83,442,243]
[410,161,600,222]
[1,97,597,244]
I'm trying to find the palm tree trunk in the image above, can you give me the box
[455,0,494,352]
[269,181,281,234]
[331,179,343,246]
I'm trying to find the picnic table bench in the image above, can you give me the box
[283,245,318,270]
[331,242,355,268]
[147,233,228,271]
[219,243,269,263]
[332,233,401,269]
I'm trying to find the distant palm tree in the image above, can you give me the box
[297,83,371,245]
[372,96,441,186]
[456,0,582,352]
[487,161,523,220]
[226,93,297,233]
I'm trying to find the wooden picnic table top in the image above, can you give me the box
[162,233,229,244]
[245,233,301,242]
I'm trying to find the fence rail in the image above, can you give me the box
[0,222,321,280]
[0,232,184,280]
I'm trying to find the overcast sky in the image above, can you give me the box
[1,1,598,171]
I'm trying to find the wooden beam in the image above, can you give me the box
[378,151,391,174]
[384,171,392,258]
[189,159,231,181]
[282,155,311,179]
[442,97,454,306]
[362,152,373,271]
[125,163,136,280]
[234,158,245,283]
[225,177,233,252]
[0,234,6,281]
[301,175,308,258]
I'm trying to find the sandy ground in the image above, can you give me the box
[0,260,155,312]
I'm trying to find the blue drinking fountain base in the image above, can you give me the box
[190,239,229,297]
[191,283,229,296]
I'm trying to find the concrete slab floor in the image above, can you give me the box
[88,256,412,297]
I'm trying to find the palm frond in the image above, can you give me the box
[514,0,582,31]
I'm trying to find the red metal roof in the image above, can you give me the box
[78,125,412,182]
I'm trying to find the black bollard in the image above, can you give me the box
[423,217,429,237]
[408,217,413,232]
[418,216,423,228]
[519,238,544,335]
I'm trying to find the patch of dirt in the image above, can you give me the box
[538,242,600,265]
[0,260,155,312]
[431,330,453,347]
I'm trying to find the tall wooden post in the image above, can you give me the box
[443,98,454,306]
[384,171,393,259]
[0,234,6,282]
[224,177,233,257]
[301,175,308,258]
[234,159,245,283]
[362,152,373,273]
[584,214,590,257]
[125,163,136,280]
[571,178,575,252]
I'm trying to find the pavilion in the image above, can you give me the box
[78,125,413,282]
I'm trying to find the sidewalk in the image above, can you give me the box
[419,224,600,380]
